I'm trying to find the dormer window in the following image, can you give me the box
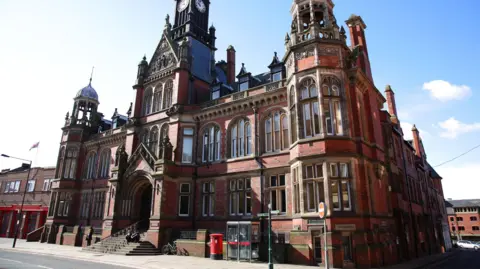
[112,118,118,129]
[239,81,249,91]
[268,52,284,83]
[212,85,220,100]
[272,72,282,82]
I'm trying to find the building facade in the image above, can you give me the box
[446,199,480,242]
[43,0,450,267]
[0,165,54,239]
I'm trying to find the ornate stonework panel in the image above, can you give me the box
[146,35,178,80]
[318,47,339,56]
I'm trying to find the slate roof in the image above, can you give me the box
[427,162,441,179]
[76,82,99,101]
[445,199,480,208]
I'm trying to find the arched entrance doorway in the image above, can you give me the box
[127,176,153,231]
[139,184,152,228]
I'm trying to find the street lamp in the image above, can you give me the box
[1,154,32,248]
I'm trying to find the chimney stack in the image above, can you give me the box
[411,125,423,158]
[345,14,373,82]
[385,85,399,124]
[227,45,236,85]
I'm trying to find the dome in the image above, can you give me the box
[76,82,99,101]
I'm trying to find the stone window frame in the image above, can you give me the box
[98,148,111,179]
[321,76,344,136]
[299,77,321,138]
[303,163,325,213]
[263,110,289,153]
[228,117,252,159]
[178,182,191,217]
[329,162,352,212]
[181,127,195,164]
[84,151,98,180]
[268,174,287,214]
[63,147,78,180]
[201,181,215,217]
[229,178,252,216]
[201,124,221,163]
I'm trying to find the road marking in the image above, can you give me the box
[38,266,53,269]
[0,257,23,263]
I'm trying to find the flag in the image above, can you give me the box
[29,142,40,151]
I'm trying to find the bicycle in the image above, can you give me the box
[162,242,177,255]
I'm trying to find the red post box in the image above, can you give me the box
[210,233,223,260]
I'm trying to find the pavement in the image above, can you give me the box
[0,238,465,269]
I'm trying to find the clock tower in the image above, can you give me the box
[172,0,211,46]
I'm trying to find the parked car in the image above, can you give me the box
[456,240,479,250]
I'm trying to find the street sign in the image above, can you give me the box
[318,202,326,220]
[257,213,269,217]
[271,210,280,215]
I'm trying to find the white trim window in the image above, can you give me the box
[152,84,163,112]
[202,126,221,163]
[230,119,252,158]
[143,88,153,115]
[178,183,191,216]
[265,112,289,152]
[63,148,78,179]
[321,77,343,136]
[229,178,252,216]
[182,128,194,163]
[299,78,320,138]
[330,162,352,211]
[84,152,97,180]
[163,80,173,109]
[292,167,300,214]
[27,179,35,192]
[202,182,215,217]
[303,163,325,212]
[289,86,298,143]
[57,192,72,217]
[269,175,286,214]
[98,150,111,178]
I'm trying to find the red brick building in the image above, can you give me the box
[0,165,54,239]
[446,199,480,242]
[42,0,451,267]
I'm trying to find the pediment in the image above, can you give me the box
[146,32,179,80]
[124,144,156,179]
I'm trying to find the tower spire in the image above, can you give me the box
[89,66,95,85]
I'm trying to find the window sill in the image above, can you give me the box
[226,155,255,163]
[261,150,289,157]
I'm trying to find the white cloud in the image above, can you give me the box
[437,163,480,200]
[400,122,429,141]
[423,80,471,102]
[438,117,480,139]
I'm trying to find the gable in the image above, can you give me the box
[146,33,179,82]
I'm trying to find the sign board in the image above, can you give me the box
[257,213,269,217]
[318,202,326,220]
[271,210,280,215]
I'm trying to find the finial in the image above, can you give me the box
[65,112,69,120]
[143,54,146,61]
[89,66,95,85]
[166,14,170,23]
[126,102,132,117]
[385,85,393,92]
[274,52,277,57]
[412,124,418,131]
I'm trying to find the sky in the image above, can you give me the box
[0,0,479,200]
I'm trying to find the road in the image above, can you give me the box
[425,249,480,269]
[0,250,134,269]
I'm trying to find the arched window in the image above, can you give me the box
[56,147,65,179]
[230,119,252,158]
[163,80,173,109]
[63,148,78,179]
[84,152,97,180]
[149,126,159,155]
[289,86,297,142]
[152,84,163,113]
[141,129,149,147]
[158,124,169,158]
[322,77,343,136]
[143,88,153,115]
[299,78,320,138]
[265,111,289,152]
[202,125,221,162]
[98,149,111,178]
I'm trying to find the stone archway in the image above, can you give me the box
[124,173,153,231]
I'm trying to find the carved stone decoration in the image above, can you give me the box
[160,136,173,161]
[166,104,184,116]
[345,45,362,69]
[318,47,339,56]
[295,48,315,60]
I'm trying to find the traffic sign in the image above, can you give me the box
[318,202,326,220]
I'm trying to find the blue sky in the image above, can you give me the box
[0,0,478,199]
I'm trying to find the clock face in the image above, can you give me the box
[195,0,206,13]
[177,0,189,12]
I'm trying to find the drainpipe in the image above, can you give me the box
[253,106,265,242]
[399,138,419,258]
[192,118,200,231]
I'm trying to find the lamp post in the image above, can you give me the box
[1,154,32,248]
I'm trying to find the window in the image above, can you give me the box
[98,150,111,178]
[299,78,320,137]
[202,125,221,162]
[143,88,153,115]
[149,126,159,155]
[27,179,35,192]
[163,80,173,109]
[42,179,52,191]
[152,84,163,112]
[269,175,287,213]
[265,112,289,152]
[457,217,463,221]
[158,124,169,158]
[322,77,343,136]
[48,192,57,217]
[230,119,252,158]
[3,181,21,193]
[212,89,220,100]
[80,192,90,219]
[239,82,249,91]
[182,128,194,163]
[93,191,106,219]
[290,86,298,143]
[330,162,351,211]
[292,167,300,214]
[342,235,353,261]
[142,129,149,147]
[178,183,191,216]
[202,182,215,217]
[229,178,252,216]
[471,216,478,221]
[56,147,65,178]
[272,72,282,82]
[57,192,71,217]
[458,226,465,231]
[473,226,479,231]
[63,148,78,179]
[303,164,325,212]
[450,217,454,221]
[84,152,97,180]
[452,226,456,231]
